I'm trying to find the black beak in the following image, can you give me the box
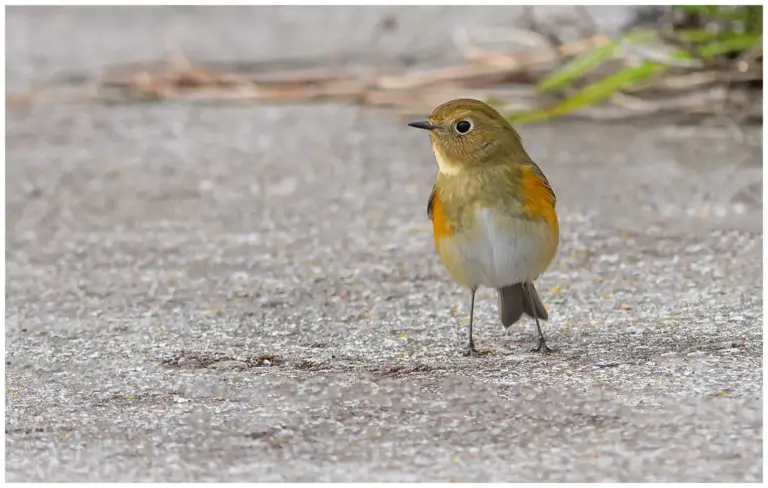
[408,121,438,131]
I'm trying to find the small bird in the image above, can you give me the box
[408,99,559,355]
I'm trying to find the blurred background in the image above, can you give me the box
[6,6,763,482]
[7,6,762,122]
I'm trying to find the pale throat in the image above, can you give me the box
[431,144,461,175]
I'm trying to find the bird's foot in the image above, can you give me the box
[463,341,493,357]
[530,337,555,354]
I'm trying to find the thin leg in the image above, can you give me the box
[525,283,553,354]
[463,288,479,356]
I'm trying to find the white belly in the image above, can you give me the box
[438,208,555,289]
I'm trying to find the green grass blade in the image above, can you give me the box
[505,107,559,125]
[536,30,657,94]
[551,61,666,111]
[536,41,619,93]
[674,29,720,43]
[509,61,667,124]
[697,34,762,58]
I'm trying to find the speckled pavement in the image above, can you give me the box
[5,6,763,482]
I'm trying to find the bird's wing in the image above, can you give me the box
[529,162,556,207]
[427,184,436,220]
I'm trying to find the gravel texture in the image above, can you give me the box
[5,6,763,482]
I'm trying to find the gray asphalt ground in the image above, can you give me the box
[5,7,763,482]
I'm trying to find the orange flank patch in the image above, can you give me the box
[520,165,559,234]
[430,192,454,243]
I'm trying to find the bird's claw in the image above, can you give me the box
[463,342,493,357]
[530,338,555,354]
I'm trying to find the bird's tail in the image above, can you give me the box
[497,282,549,327]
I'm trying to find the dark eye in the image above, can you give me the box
[455,120,472,134]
